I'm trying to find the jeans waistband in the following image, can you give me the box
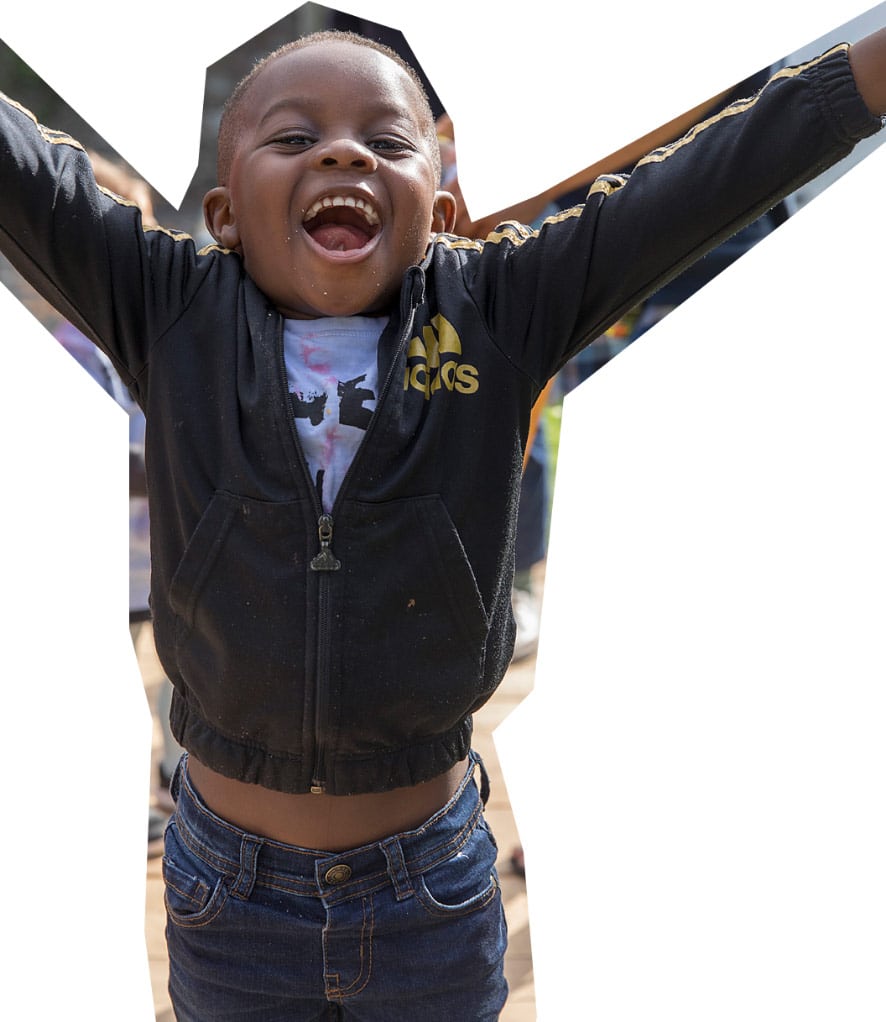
[169,751,489,905]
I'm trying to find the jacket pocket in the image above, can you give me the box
[331,495,490,752]
[167,491,314,751]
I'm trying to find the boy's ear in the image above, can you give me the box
[431,190,457,235]
[203,187,241,251]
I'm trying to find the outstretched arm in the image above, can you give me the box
[452,26,886,241]
[0,94,210,389]
[453,42,883,387]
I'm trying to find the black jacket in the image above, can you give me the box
[0,46,880,794]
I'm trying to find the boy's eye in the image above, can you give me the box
[273,133,315,148]
[368,137,411,154]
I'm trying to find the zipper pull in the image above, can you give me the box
[311,513,341,571]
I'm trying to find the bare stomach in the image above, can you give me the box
[185,755,469,853]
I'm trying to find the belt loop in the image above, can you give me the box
[380,837,414,902]
[471,749,491,806]
[169,753,186,804]
[231,835,263,900]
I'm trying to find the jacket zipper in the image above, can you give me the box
[274,323,336,793]
[309,513,339,794]
[278,273,424,794]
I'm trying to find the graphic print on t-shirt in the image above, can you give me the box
[284,317,385,511]
[290,374,377,429]
[337,375,374,431]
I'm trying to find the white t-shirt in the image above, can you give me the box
[283,315,387,511]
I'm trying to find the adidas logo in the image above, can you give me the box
[404,314,479,399]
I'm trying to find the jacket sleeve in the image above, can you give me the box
[454,44,883,387]
[0,91,214,395]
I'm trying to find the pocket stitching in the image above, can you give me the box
[414,871,500,918]
[164,875,232,929]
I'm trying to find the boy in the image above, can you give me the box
[2,27,885,1021]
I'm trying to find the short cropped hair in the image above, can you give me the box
[216,31,441,186]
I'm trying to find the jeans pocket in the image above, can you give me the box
[414,821,500,919]
[163,821,232,929]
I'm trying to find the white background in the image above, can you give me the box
[1,3,884,1018]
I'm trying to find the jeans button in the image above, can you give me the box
[324,864,352,884]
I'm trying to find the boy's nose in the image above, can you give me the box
[314,137,378,172]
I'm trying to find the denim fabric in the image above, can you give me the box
[164,752,508,1020]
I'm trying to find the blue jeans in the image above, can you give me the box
[164,752,508,1020]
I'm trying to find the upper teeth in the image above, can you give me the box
[304,195,380,226]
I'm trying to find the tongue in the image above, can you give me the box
[310,223,371,252]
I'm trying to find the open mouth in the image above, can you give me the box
[303,195,381,253]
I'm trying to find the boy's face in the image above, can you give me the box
[204,41,456,319]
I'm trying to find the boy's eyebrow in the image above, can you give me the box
[256,95,419,129]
